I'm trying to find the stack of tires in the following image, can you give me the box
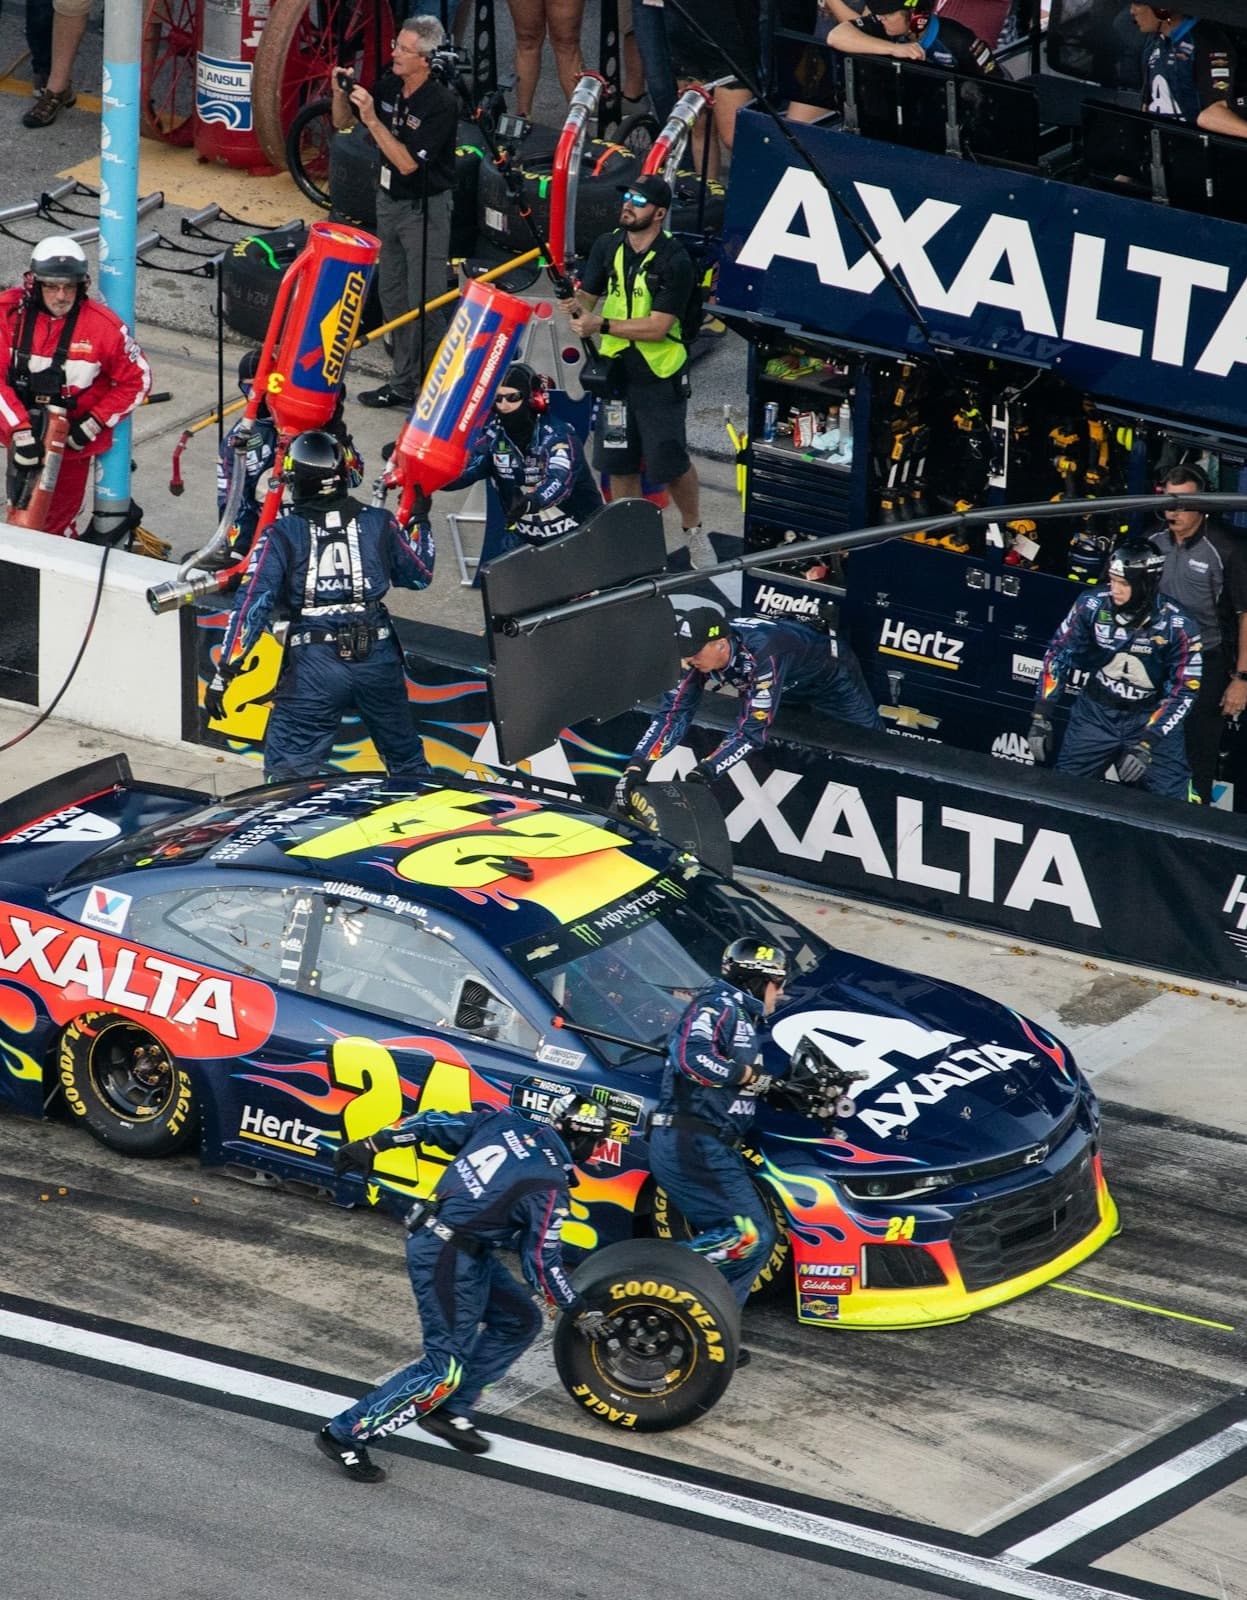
[219,222,308,341]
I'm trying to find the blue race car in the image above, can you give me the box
[0,756,1118,1329]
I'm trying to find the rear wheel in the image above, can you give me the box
[286,96,334,208]
[58,1013,199,1157]
[653,1172,792,1301]
[553,1238,740,1431]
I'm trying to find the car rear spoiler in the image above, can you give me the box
[0,754,211,842]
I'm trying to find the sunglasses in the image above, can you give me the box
[621,191,656,208]
[495,390,523,404]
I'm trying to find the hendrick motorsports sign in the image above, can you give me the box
[718,111,1247,428]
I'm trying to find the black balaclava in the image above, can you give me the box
[497,363,537,451]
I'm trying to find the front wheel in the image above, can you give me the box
[553,1238,740,1431]
[58,1013,199,1157]
[653,1172,792,1301]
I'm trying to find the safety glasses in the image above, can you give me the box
[494,391,523,405]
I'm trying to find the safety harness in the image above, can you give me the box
[8,291,84,414]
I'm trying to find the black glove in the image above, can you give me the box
[67,416,103,451]
[333,1136,378,1178]
[1027,713,1053,766]
[683,763,713,786]
[11,428,42,471]
[407,488,432,523]
[1116,740,1151,785]
[574,1307,611,1341]
[202,669,234,724]
[613,763,645,813]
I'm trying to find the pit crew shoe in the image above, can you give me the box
[417,1411,491,1454]
[736,1348,752,1370]
[358,383,414,409]
[315,1425,386,1482]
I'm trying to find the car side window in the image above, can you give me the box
[125,885,301,983]
[307,900,539,1050]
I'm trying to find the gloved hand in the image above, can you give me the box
[11,428,42,470]
[574,1307,611,1341]
[1116,741,1151,785]
[748,1072,775,1097]
[407,487,432,523]
[67,415,103,451]
[613,763,645,813]
[682,763,713,786]
[1027,713,1053,766]
[202,669,234,724]
[333,1136,379,1178]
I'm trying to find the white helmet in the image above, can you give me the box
[30,236,89,285]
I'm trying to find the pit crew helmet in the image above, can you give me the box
[30,235,89,285]
[721,938,789,1000]
[1107,542,1165,625]
[548,1090,610,1164]
[281,430,345,502]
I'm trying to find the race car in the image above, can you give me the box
[0,755,1118,1330]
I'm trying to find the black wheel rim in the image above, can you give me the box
[88,1023,176,1121]
[592,1299,699,1397]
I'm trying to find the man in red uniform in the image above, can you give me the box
[0,236,151,537]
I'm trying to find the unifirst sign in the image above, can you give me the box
[718,111,1247,429]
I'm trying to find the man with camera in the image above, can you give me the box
[332,16,461,410]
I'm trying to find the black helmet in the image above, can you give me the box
[548,1090,610,1165]
[721,938,789,1000]
[237,348,260,396]
[1107,542,1165,624]
[281,430,345,502]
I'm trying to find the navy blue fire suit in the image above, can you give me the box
[216,418,364,560]
[327,1110,582,1443]
[648,980,781,1307]
[632,616,881,780]
[443,413,602,546]
[219,494,434,782]
[1037,589,1202,799]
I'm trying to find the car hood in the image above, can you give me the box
[755,947,1084,1169]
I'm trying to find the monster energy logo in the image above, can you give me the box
[656,876,687,900]
[570,922,602,947]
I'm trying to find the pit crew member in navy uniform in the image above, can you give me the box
[616,606,880,806]
[0,235,151,537]
[436,363,602,547]
[1129,5,1247,137]
[1148,463,1247,802]
[205,429,434,782]
[1028,543,1203,799]
[648,940,789,1334]
[826,0,998,75]
[317,1095,610,1477]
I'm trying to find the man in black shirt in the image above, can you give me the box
[1129,6,1247,138]
[333,16,460,409]
[826,0,997,75]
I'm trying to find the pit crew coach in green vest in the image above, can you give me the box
[559,175,712,570]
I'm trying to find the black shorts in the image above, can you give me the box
[593,375,691,485]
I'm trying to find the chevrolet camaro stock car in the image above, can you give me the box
[0,756,1118,1330]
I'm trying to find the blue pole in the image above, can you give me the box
[95,0,141,538]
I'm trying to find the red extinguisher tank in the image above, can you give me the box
[194,0,270,170]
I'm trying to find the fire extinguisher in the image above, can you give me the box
[7,405,70,532]
[194,0,270,170]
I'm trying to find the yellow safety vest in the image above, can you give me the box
[598,236,687,380]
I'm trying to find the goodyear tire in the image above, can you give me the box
[553,1239,740,1431]
[653,1173,792,1302]
[58,1013,199,1157]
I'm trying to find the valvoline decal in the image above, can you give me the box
[293,258,375,391]
[0,902,277,1058]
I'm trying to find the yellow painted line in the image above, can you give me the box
[0,75,101,112]
[1050,1280,1235,1331]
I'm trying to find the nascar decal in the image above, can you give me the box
[0,903,277,1057]
[288,789,658,922]
[770,1010,1036,1140]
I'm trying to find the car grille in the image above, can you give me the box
[950,1146,1101,1293]
[862,1244,948,1289]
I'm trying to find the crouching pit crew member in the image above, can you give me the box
[316,1094,611,1477]
[205,429,434,782]
[1028,542,1203,799]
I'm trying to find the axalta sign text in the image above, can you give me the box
[737,168,1247,380]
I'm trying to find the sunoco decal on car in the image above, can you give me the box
[0,903,277,1057]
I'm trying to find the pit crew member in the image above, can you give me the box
[616,606,881,806]
[0,235,151,537]
[317,1095,610,1477]
[206,429,434,782]
[825,0,998,75]
[1129,4,1247,138]
[1028,542,1203,799]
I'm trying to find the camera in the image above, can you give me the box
[494,111,531,145]
[427,44,469,84]
[334,68,354,94]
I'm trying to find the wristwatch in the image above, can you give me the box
[1234,670,1247,682]
[601,318,612,335]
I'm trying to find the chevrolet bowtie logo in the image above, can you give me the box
[879,703,941,731]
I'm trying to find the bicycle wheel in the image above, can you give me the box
[286,96,335,208]
[140,0,196,146]
[610,111,659,161]
[252,0,396,171]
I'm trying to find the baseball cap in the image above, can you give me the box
[618,173,673,209]
[676,607,728,655]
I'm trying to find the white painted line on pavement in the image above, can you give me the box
[1003,1422,1247,1565]
[2,1305,1152,1600]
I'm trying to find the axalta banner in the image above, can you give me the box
[717,110,1247,430]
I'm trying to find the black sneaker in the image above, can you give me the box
[358,384,414,410]
[315,1424,386,1482]
[736,1347,752,1370]
[417,1411,491,1454]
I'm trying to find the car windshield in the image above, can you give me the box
[505,868,828,1066]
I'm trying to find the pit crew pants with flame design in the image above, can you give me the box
[649,1127,776,1308]
[327,1229,543,1444]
